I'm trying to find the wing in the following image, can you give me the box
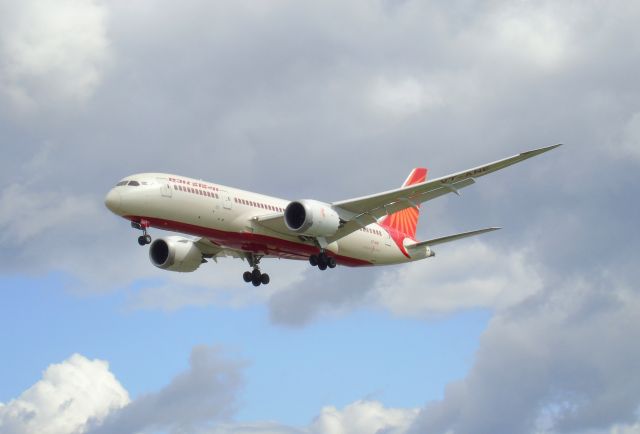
[195,237,248,260]
[325,144,561,243]
[409,227,501,248]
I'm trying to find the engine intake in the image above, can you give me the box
[284,199,341,237]
[149,236,203,272]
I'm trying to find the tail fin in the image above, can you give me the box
[379,168,427,239]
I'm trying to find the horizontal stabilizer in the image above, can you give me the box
[410,227,501,248]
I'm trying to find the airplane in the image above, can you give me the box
[104,144,560,286]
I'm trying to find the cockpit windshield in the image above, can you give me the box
[115,180,142,187]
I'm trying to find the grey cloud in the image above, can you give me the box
[407,275,640,434]
[0,4,639,433]
[268,267,378,326]
[86,345,244,434]
[0,0,638,318]
[0,0,111,113]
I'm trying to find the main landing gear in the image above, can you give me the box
[131,220,152,246]
[309,251,336,271]
[242,254,270,286]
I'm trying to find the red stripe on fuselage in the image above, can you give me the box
[126,216,372,267]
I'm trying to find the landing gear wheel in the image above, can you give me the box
[318,262,327,271]
[252,268,261,280]
[138,236,147,246]
[309,255,318,266]
[327,257,337,268]
[317,254,327,268]
[144,234,152,244]
[260,273,270,285]
[243,271,252,282]
[252,275,262,286]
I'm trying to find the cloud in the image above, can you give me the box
[373,241,543,316]
[0,0,111,113]
[616,112,640,161]
[267,267,378,326]
[368,76,443,118]
[0,183,100,245]
[87,345,244,434]
[194,400,417,434]
[407,276,640,434]
[267,240,543,326]
[2,350,415,434]
[1,1,640,431]
[0,354,129,434]
[309,400,418,434]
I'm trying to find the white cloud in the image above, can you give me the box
[0,354,129,434]
[483,3,572,71]
[202,400,417,434]
[373,241,543,316]
[309,400,418,434]
[368,76,443,118]
[0,183,100,245]
[610,422,640,434]
[0,0,111,112]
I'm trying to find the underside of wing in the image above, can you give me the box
[251,213,290,236]
[195,237,249,259]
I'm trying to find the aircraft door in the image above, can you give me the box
[220,191,232,210]
[385,233,392,247]
[158,178,172,198]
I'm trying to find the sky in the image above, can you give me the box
[0,0,639,433]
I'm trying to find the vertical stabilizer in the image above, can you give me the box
[379,168,427,239]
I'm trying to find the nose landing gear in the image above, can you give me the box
[243,254,270,286]
[309,252,336,270]
[132,220,152,246]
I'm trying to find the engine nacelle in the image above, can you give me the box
[149,236,203,272]
[284,199,341,237]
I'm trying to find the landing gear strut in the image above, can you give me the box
[132,220,152,246]
[309,251,336,271]
[243,254,270,286]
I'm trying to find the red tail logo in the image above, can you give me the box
[379,168,427,239]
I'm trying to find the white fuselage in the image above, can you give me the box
[105,173,414,267]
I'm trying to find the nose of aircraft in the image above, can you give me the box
[104,188,122,214]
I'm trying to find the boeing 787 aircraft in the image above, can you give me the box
[105,144,560,286]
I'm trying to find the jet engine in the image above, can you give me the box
[149,236,203,272]
[284,200,341,237]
